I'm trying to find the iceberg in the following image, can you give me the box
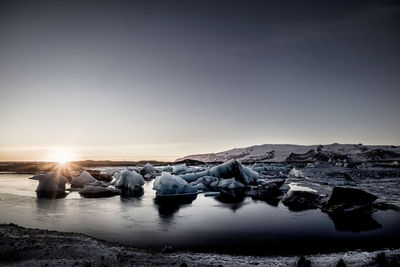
[162,165,173,172]
[216,178,245,189]
[174,163,188,172]
[153,172,197,196]
[180,160,258,185]
[35,172,69,198]
[282,190,322,211]
[289,168,305,178]
[115,170,145,191]
[193,183,206,191]
[140,163,159,180]
[208,160,256,184]
[79,185,121,198]
[71,171,97,188]
[202,176,219,185]
[190,176,219,187]
[178,171,206,182]
[127,167,141,173]
[172,163,198,173]
[173,163,189,173]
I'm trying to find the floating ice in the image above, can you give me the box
[216,178,245,189]
[289,168,305,178]
[127,167,141,173]
[115,170,145,191]
[173,164,188,173]
[79,185,121,198]
[35,172,69,198]
[140,163,159,179]
[153,172,197,196]
[193,183,206,191]
[162,165,173,172]
[71,171,97,188]
[180,159,258,185]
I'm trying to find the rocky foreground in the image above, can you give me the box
[0,224,399,267]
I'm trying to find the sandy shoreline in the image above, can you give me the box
[0,224,399,266]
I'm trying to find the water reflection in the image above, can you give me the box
[120,187,144,198]
[215,189,246,212]
[36,191,68,199]
[329,213,382,232]
[251,197,280,207]
[154,194,197,224]
[35,198,68,225]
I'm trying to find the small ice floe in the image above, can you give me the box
[193,183,206,191]
[115,170,145,191]
[79,185,121,198]
[215,178,245,189]
[306,163,316,168]
[127,166,141,173]
[153,172,197,196]
[322,187,383,231]
[282,190,322,211]
[35,172,69,199]
[71,171,97,188]
[289,168,305,178]
[173,163,189,173]
[247,179,285,203]
[322,187,378,215]
[288,182,317,193]
[162,165,173,172]
[204,191,220,197]
[140,163,160,180]
[189,176,219,191]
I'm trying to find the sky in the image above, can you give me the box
[0,0,400,161]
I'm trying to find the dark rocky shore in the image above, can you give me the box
[0,224,399,267]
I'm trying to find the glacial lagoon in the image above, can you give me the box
[0,170,399,255]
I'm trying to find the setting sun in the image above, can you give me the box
[48,148,74,164]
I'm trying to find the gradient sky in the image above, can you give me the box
[1,0,399,161]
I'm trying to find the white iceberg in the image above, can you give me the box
[71,171,97,188]
[153,172,197,196]
[115,170,145,191]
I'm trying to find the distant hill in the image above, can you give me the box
[176,143,400,163]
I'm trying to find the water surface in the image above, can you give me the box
[0,173,399,255]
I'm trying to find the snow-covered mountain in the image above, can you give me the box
[176,143,400,163]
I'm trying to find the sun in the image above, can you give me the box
[55,153,70,164]
[49,148,73,164]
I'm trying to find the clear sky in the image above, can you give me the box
[0,0,399,161]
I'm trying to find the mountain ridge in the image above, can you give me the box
[176,143,400,163]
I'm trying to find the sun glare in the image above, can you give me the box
[49,149,73,164]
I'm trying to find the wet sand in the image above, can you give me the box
[1,223,399,266]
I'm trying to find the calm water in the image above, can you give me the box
[0,173,399,255]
